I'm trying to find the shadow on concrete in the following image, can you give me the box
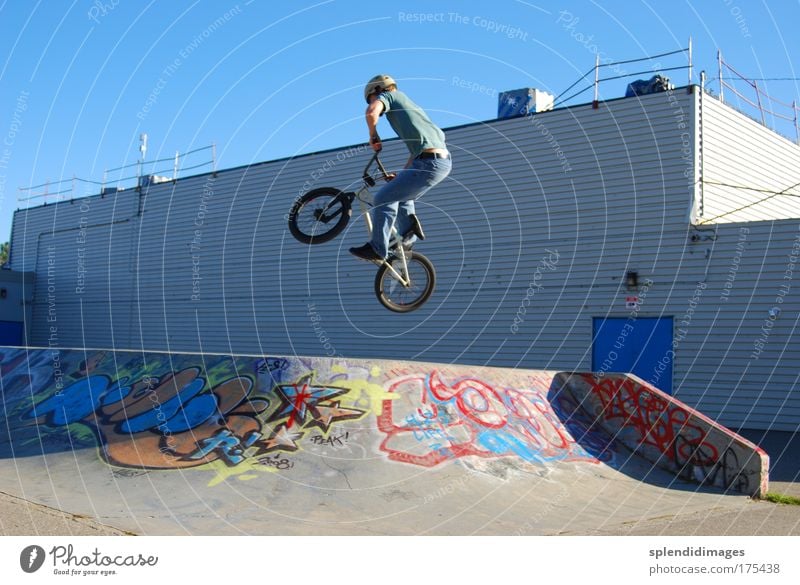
[545,377,729,496]
[735,429,800,484]
[545,371,778,499]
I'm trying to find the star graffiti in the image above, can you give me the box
[269,373,365,431]
[306,401,364,434]
[258,423,304,454]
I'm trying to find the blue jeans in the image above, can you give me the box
[369,155,452,257]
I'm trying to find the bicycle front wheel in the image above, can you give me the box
[288,187,351,244]
[374,252,436,313]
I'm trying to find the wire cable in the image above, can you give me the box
[700,179,800,223]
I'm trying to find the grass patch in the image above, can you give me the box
[764,493,800,506]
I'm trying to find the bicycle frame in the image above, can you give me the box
[354,152,413,285]
[288,150,435,311]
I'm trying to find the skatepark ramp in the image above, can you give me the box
[0,347,768,535]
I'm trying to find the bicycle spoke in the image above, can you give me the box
[288,188,351,244]
[375,253,435,312]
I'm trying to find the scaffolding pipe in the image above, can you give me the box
[699,70,706,219]
[754,80,765,125]
[793,101,799,145]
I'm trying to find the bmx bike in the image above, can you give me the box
[287,152,435,313]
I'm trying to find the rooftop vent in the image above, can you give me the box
[140,174,173,187]
[498,88,554,119]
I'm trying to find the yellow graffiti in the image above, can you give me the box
[204,457,282,487]
[321,365,397,416]
[335,378,396,416]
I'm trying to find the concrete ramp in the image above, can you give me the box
[552,373,768,497]
[0,347,767,535]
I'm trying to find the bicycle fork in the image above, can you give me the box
[383,249,412,287]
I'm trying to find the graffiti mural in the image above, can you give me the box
[0,349,767,495]
[268,373,365,432]
[0,349,615,485]
[560,373,766,495]
[376,370,603,467]
[0,350,375,479]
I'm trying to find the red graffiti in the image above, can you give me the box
[581,374,718,464]
[377,371,598,467]
[428,372,506,429]
[267,374,366,432]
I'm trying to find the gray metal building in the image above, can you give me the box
[9,86,800,431]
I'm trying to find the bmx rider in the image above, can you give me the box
[349,74,451,263]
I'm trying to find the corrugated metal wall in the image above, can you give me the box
[10,88,800,430]
[678,219,800,430]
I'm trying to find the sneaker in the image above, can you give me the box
[349,243,384,265]
[403,214,425,241]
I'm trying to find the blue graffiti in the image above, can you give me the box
[121,377,209,433]
[478,430,539,462]
[27,376,129,425]
[190,429,262,465]
[26,369,252,440]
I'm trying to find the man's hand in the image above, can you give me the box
[370,135,383,152]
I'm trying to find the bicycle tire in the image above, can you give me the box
[374,251,436,313]
[288,187,351,245]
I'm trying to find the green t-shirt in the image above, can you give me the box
[378,90,446,158]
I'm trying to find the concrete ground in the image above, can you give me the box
[736,429,800,499]
[0,491,129,536]
[598,429,800,536]
[1,430,797,537]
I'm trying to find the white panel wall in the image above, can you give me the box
[698,91,800,223]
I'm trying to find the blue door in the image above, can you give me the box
[0,321,24,345]
[592,317,674,394]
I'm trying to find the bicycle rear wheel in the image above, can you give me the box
[374,252,435,313]
[287,187,351,244]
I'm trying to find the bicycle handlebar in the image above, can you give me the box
[362,151,391,185]
[374,155,389,177]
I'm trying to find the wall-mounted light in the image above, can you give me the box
[625,271,639,289]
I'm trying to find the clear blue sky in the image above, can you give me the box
[1,1,798,244]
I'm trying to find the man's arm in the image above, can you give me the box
[365,99,384,152]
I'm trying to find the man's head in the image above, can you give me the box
[364,74,396,103]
